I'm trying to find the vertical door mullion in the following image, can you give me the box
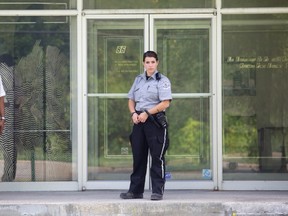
[211,14,219,190]
[149,15,155,51]
[144,14,150,52]
[144,14,150,190]
[215,9,223,190]
[80,14,88,191]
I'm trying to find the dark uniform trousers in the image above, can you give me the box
[128,115,169,195]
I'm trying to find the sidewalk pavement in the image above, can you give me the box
[0,190,288,216]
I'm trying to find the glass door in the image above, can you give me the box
[151,15,216,189]
[84,14,216,190]
[84,15,147,189]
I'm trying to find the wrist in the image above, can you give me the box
[144,109,151,116]
[131,111,136,117]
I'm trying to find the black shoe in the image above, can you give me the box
[151,193,163,200]
[120,192,143,199]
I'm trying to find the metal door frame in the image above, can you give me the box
[82,14,219,191]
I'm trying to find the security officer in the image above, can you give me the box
[120,51,172,201]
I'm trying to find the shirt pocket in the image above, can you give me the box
[147,84,158,95]
[147,84,158,101]
[134,88,140,101]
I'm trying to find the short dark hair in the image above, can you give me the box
[143,51,158,62]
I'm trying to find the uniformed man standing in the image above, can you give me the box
[120,51,172,201]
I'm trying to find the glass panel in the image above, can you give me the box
[0,16,75,182]
[155,19,212,181]
[87,19,144,180]
[84,0,214,9]
[0,0,75,10]
[222,0,288,8]
[88,98,133,180]
[155,19,210,93]
[166,98,211,180]
[223,14,288,180]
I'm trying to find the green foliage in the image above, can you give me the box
[172,118,202,155]
[223,115,257,155]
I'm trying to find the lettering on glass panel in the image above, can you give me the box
[115,46,127,54]
[104,37,142,158]
[224,55,288,96]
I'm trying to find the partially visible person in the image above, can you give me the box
[120,51,172,201]
[0,54,16,182]
[0,74,5,134]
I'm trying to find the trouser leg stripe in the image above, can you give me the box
[160,128,167,179]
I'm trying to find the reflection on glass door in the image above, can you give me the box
[86,18,144,181]
[222,15,288,182]
[153,18,212,182]
[0,17,73,183]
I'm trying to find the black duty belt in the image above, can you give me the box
[136,110,167,128]
[136,110,165,117]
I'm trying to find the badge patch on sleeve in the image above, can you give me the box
[161,81,171,89]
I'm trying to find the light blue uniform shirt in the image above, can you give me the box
[0,75,6,97]
[128,71,172,111]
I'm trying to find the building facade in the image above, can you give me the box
[0,0,287,191]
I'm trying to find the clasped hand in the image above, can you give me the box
[132,112,148,124]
